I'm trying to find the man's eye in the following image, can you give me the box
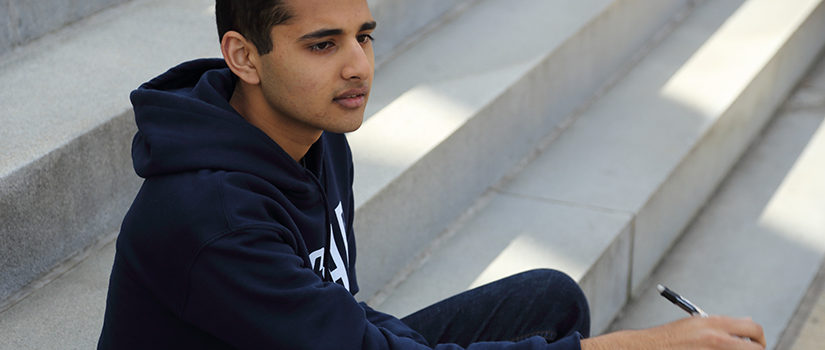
[357,34,374,44]
[310,41,334,52]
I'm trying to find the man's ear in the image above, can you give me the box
[221,31,261,85]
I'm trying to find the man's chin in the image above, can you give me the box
[326,117,365,134]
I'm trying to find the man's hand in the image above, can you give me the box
[581,316,766,350]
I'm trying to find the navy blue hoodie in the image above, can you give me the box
[98,59,580,350]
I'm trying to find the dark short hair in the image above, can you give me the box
[215,0,293,54]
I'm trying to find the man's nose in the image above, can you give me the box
[341,40,373,81]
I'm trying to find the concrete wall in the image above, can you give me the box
[368,0,474,65]
[0,112,140,304]
[0,0,469,62]
[0,0,131,55]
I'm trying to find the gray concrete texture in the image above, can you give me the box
[0,0,220,180]
[0,0,129,55]
[371,0,825,339]
[0,0,220,305]
[351,0,694,301]
[0,0,690,345]
[0,236,115,350]
[0,0,16,55]
[0,0,684,309]
[786,259,825,350]
[0,0,465,180]
[500,0,825,294]
[0,113,138,305]
[373,192,634,334]
[367,0,473,67]
[0,0,527,308]
[610,53,825,350]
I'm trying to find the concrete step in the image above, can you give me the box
[608,54,825,350]
[0,0,219,310]
[371,0,825,336]
[0,0,130,56]
[351,0,694,300]
[0,234,115,350]
[781,257,825,350]
[0,0,486,306]
[367,0,479,67]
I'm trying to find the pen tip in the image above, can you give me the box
[656,284,665,293]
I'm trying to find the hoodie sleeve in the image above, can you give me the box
[180,228,580,350]
[360,302,428,345]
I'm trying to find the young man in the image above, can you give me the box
[98,1,767,349]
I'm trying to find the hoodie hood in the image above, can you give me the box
[130,58,318,190]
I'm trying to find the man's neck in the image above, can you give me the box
[229,83,322,162]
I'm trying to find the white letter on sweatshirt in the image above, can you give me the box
[327,202,350,290]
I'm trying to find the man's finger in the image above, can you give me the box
[708,316,766,348]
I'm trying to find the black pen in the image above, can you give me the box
[657,284,708,317]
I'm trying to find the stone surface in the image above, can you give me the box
[3,0,128,55]
[12,0,73,45]
[787,264,825,350]
[372,193,633,335]
[0,113,139,303]
[0,0,16,54]
[375,0,825,340]
[0,0,217,303]
[0,0,693,305]
[502,0,825,293]
[0,0,220,179]
[0,236,115,350]
[351,0,692,300]
[609,55,825,350]
[773,53,825,350]
[367,0,469,66]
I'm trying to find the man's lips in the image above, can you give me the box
[333,87,369,109]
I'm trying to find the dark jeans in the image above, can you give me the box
[400,269,590,347]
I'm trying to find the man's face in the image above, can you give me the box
[256,0,375,135]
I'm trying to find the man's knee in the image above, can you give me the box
[531,269,583,293]
[516,269,590,334]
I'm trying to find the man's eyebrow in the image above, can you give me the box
[298,28,343,41]
[298,21,377,42]
[360,21,377,31]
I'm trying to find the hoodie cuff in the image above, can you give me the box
[544,332,583,350]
